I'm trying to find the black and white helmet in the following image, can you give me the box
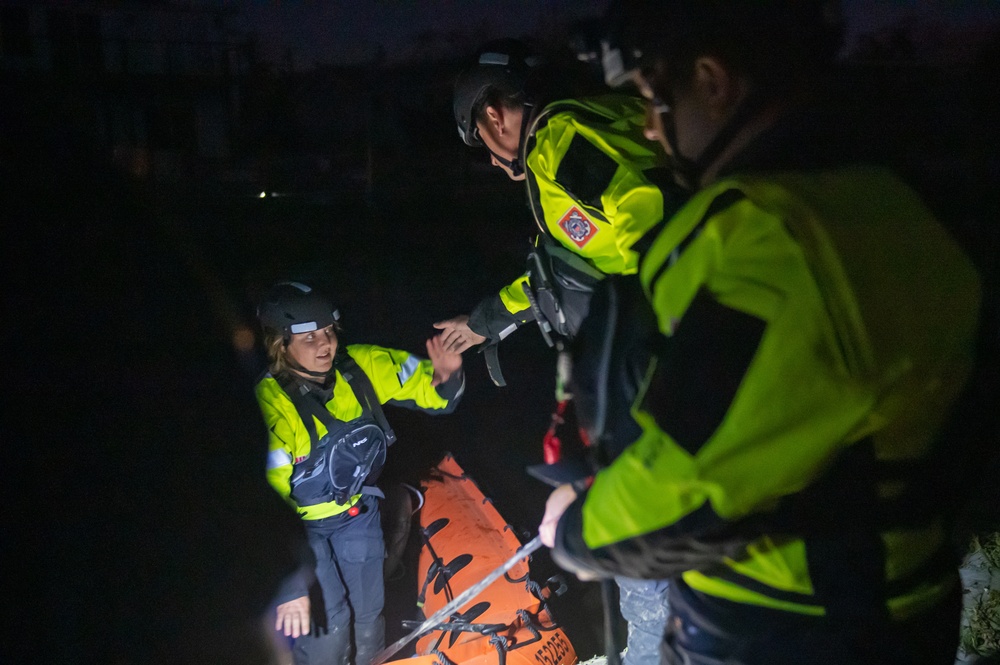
[452,39,540,147]
[257,282,340,341]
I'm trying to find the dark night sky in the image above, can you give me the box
[223,0,607,65]
[212,0,1000,66]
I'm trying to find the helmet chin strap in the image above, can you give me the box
[486,147,523,177]
[663,89,766,188]
[291,363,331,380]
[485,101,535,178]
[662,117,699,189]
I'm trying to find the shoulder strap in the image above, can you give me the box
[479,342,507,388]
[523,102,616,238]
[273,371,337,450]
[335,354,398,446]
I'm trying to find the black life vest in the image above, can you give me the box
[522,233,606,344]
[276,355,397,507]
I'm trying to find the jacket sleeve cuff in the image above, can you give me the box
[434,368,465,406]
[551,492,614,580]
[468,294,532,343]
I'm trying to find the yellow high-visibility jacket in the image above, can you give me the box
[256,344,462,520]
[554,165,980,623]
[467,95,675,341]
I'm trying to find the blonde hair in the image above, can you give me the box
[264,331,293,376]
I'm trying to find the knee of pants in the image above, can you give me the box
[310,548,351,627]
[336,533,386,624]
[617,577,671,626]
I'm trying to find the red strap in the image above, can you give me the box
[542,400,569,464]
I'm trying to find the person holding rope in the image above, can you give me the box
[540,2,982,663]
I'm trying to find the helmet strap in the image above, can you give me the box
[662,117,699,189]
[291,362,331,380]
[484,100,534,178]
[509,100,537,178]
[680,89,767,187]
[486,148,523,178]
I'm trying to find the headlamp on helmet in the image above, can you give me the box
[257,282,340,343]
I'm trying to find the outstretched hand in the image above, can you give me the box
[427,333,463,387]
[433,315,486,354]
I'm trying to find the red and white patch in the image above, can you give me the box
[557,205,598,248]
[294,455,308,464]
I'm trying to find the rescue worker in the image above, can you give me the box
[434,40,680,665]
[256,281,464,665]
[539,2,982,664]
[435,39,682,359]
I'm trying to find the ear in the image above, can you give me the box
[483,105,506,136]
[692,56,745,121]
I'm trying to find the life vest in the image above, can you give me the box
[277,355,396,506]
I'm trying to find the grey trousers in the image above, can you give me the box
[616,576,671,665]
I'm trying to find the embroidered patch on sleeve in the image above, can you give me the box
[557,205,599,248]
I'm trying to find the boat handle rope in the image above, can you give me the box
[372,535,545,665]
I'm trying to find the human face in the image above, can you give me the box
[639,86,673,156]
[633,68,677,158]
[634,58,739,185]
[286,325,337,375]
[475,105,526,181]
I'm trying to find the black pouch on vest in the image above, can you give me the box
[525,234,605,340]
[570,274,656,464]
[327,417,387,505]
[279,354,397,507]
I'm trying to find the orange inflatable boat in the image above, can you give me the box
[386,453,578,665]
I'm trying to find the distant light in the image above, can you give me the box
[259,191,267,198]
[232,326,256,352]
